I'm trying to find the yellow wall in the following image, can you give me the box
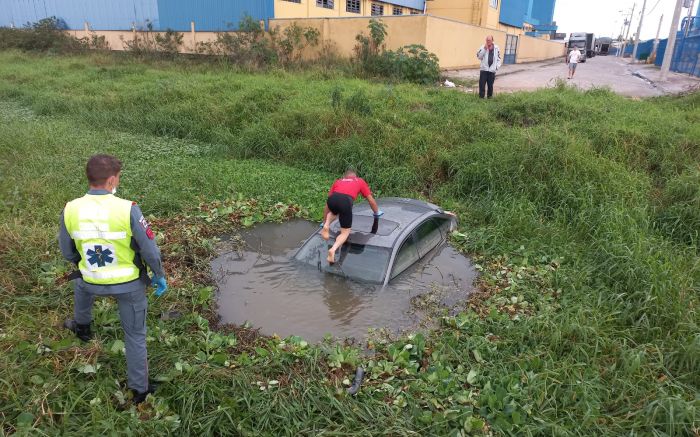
[271,15,427,55]
[516,34,565,63]
[271,15,563,68]
[424,15,507,68]
[67,14,564,69]
[274,0,420,19]
[425,0,504,28]
[424,0,477,24]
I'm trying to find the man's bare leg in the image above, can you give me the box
[321,213,337,241]
[328,228,351,264]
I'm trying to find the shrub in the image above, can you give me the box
[0,17,83,52]
[198,17,321,69]
[354,20,440,84]
[273,23,320,66]
[121,21,183,58]
[383,44,440,84]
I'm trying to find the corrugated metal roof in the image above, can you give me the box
[157,0,274,31]
[385,0,425,11]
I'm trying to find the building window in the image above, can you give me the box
[393,6,402,15]
[283,0,301,3]
[317,0,334,9]
[346,0,360,13]
[489,0,498,8]
[371,3,384,15]
[410,9,420,14]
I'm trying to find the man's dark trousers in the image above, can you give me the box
[479,71,496,99]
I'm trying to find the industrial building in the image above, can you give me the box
[0,0,564,69]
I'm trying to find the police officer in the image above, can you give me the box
[59,154,167,404]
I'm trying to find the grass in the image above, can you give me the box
[0,50,698,435]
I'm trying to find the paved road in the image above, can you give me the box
[496,56,665,97]
[447,56,700,98]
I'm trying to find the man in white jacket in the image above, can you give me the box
[476,35,502,99]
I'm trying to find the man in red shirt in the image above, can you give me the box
[322,170,383,264]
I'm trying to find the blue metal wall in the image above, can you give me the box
[530,1,555,26]
[0,0,158,30]
[499,0,529,28]
[0,0,274,30]
[499,0,557,30]
[156,0,273,31]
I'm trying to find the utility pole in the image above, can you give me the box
[685,0,696,37]
[660,0,685,80]
[620,3,636,57]
[632,0,647,61]
[651,14,664,62]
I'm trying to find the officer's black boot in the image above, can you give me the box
[63,319,92,342]
[131,381,158,405]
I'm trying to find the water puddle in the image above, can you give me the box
[212,220,477,342]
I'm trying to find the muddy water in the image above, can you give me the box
[212,220,476,342]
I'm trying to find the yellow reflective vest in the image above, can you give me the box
[63,194,140,285]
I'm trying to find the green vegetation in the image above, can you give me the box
[0,51,698,435]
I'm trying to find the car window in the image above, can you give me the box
[435,217,451,235]
[415,219,444,257]
[391,234,419,279]
[294,235,390,284]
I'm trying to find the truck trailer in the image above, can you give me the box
[585,33,596,58]
[595,37,613,56]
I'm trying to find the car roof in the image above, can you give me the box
[329,197,446,249]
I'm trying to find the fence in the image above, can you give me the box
[670,16,700,77]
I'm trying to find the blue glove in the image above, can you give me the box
[151,276,168,297]
[373,210,384,218]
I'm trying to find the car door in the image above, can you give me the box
[390,233,419,280]
[414,218,445,258]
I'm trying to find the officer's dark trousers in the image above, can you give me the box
[74,280,149,393]
[479,71,496,99]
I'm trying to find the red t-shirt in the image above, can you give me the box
[329,177,371,200]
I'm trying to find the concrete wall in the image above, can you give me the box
[270,15,427,55]
[424,15,507,68]
[66,14,564,68]
[516,33,564,63]
[67,27,219,53]
[271,15,563,68]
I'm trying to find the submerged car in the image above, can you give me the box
[293,198,457,285]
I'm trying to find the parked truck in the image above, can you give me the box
[585,33,596,58]
[567,32,588,62]
[595,37,613,56]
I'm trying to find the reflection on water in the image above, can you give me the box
[212,220,476,342]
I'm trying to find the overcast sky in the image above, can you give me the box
[553,0,697,40]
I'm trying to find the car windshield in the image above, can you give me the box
[294,235,391,284]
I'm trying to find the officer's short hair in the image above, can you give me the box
[86,154,122,185]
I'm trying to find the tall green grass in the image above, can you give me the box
[0,51,698,435]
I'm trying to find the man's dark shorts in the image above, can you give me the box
[327,193,353,229]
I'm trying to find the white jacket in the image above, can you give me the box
[476,44,502,73]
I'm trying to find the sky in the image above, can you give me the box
[553,0,698,40]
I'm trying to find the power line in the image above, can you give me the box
[645,0,661,16]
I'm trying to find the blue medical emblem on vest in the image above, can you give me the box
[86,245,114,267]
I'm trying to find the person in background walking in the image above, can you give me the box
[59,154,167,404]
[567,47,582,79]
[476,35,502,99]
